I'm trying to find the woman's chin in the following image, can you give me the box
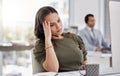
[58,31,63,35]
[54,31,63,36]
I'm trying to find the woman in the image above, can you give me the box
[34,6,87,72]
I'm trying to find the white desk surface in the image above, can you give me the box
[33,69,120,76]
[33,70,85,76]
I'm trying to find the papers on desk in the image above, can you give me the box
[58,71,85,76]
[33,70,85,76]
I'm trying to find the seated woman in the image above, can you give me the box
[33,6,87,72]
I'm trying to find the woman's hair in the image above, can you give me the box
[34,6,58,40]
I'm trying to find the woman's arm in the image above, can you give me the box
[43,40,59,72]
[75,35,87,63]
[42,21,59,72]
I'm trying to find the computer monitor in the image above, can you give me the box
[110,1,120,71]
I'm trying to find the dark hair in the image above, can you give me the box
[34,6,58,40]
[84,14,94,24]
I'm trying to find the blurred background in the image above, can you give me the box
[0,0,120,76]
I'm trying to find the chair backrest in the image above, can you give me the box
[31,50,44,74]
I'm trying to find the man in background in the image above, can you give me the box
[79,14,111,53]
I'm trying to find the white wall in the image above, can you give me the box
[69,0,100,30]
[110,1,120,71]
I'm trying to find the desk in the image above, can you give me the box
[87,51,112,57]
[87,51,112,67]
[33,70,85,76]
[33,69,120,76]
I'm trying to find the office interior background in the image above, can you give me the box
[0,0,120,76]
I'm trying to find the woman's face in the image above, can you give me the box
[44,13,63,36]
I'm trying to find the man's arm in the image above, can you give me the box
[79,31,97,51]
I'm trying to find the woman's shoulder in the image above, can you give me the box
[35,39,45,47]
[62,32,77,38]
[64,32,84,42]
[63,32,81,39]
[34,39,45,53]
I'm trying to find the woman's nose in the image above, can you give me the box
[56,23,61,29]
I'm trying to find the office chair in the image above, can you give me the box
[31,50,44,74]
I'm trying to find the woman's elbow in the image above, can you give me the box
[43,63,59,72]
[44,66,59,72]
[47,68,59,72]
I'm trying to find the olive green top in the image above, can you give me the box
[33,33,87,72]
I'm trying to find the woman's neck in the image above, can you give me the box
[52,34,64,39]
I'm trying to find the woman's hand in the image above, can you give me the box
[83,60,88,65]
[82,60,88,70]
[42,21,59,72]
[43,21,52,41]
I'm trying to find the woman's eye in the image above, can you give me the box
[50,25,54,27]
[58,19,60,22]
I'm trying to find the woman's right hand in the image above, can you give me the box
[42,22,59,72]
[43,21,52,41]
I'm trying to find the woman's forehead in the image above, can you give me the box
[44,13,59,22]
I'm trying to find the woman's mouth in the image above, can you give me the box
[57,28,62,32]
